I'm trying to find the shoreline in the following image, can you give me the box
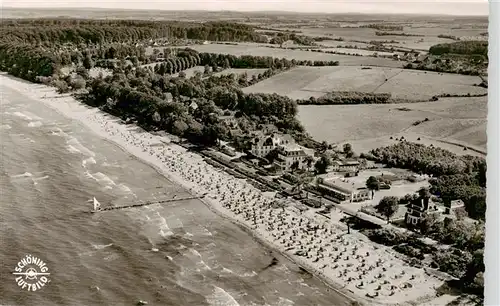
[0,74,445,306]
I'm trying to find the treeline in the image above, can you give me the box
[0,43,59,81]
[263,32,317,46]
[197,51,339,68]
[77,65,303,143]
[375,32,424,37]
[429,41,488,56]
[437,34,460,41]
[405,53,487,76]
[360,24,404,31]
[0,19,267,45]
[363,142,486,219]
[297,92,392,105]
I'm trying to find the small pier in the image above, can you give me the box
[95,195,202,213]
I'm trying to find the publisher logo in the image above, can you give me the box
[12,254,50,291]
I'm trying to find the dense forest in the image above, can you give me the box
[297,91,393,105]
[364,142,486,220]
[429,40,488,57]
[0,19,267,45]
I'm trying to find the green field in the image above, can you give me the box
[297,96,487,155]
[243,66,486,101]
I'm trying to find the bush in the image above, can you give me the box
[394,244,425,260]
[432,248,473,278]
[52,79,69,93]
[366,228,409,246]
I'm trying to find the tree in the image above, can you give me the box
[204,65,211,75]
[418,187,431,199]
[419,212,440,235]
[290,160,300,173]
[319,141,328,153]
[52,80,69,94]
[314,154,330,174]
[83,54,94,69]
[70,77,86,90]
[376,196,399,223]
[366,176,380,199]
[343,143,352,154]
[304,155,315,169]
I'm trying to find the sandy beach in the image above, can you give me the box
[0,75,446,306]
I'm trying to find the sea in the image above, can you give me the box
[0,82,352,306]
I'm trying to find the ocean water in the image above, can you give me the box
[0,84,351,306]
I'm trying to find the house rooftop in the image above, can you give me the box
[334,160,360,166]
[320,177,367,194]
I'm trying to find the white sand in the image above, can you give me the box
[1,75,446,306]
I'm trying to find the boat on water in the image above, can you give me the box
[91,197,101,213]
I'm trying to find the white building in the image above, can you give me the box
[316,177,371,203]
[274,144,315,171]
[250,133,294,158]
[331,160,360,172]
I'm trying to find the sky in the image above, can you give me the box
[1,0,489,16]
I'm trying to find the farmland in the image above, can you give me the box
[243,66,486,101]
[212,68,269,79]
[179,43,403,67]
[297,96,487,155]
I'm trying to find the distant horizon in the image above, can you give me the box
[1,0,489,16]
[1,6,490,17]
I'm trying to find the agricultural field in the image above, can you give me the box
[242,66,486,101]
[297,96,487,155]
[212,68,269,80]
[318,40,374,49]
[182,43,403,67]
[315,48,396,57]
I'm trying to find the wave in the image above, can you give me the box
[32,175,49,181]
[50,127,68,137]
[277,297,295,306]
[66,137,96,157]
[188,248,211,271]
[156,213,174,237]
[12,112,32,120]
[11,172,33,178]
[82,157,97,168]
[28,121,43,128]
[117,184,132,193]
[92,243,113,250]
[86,171,116,186]
[207,286,240,306]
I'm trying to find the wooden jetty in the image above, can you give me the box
[93,195,202,213]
